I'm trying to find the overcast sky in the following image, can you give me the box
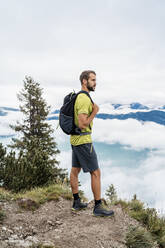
[1,0,165,108]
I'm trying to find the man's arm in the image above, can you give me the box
[78,103,99,129]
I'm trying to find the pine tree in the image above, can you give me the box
[105,184,117,203]
[4,76,67,191]
[0,143,6,185]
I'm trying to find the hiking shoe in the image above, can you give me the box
[93,203,114,217]
[72,198,88,211]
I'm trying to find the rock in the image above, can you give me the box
[25,235,39,243]
[9,234,18,240]
[54,235,60,239]
[47,220,54,225]
[14,226,20,231]
[17,198,39,211]
[2,226,7,231]
[0,241,8,248]
[42,240,55,246]
[7,229,13,234]
[32,228,38,234]
[6,236,39,248]
[56,220,63,225]
[7,239,32,247]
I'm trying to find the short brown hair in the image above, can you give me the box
[79,70,96,84]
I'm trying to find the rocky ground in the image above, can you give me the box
[0,197,139,248]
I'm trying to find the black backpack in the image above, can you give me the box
[59,90,94,135]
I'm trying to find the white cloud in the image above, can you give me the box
[0,110,24,136]
[0,0,165,106]
[1,112,165,213]
[81,153,165,213]
[93,118,165,151]
[57,150,71,171]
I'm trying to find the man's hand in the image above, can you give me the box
[92,103,99,115]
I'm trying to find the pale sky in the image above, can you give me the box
[1,0,165,212]
[1,0,165,108]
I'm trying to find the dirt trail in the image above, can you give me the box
[0,197,138,248]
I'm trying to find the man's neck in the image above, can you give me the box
[81,86,90,93]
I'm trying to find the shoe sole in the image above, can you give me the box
[92,213,114,218]
[71,207,87,211]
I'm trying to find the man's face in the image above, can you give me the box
[86,73,96,92]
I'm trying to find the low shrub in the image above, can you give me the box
[127,199,165,248]
[125,226,157,248]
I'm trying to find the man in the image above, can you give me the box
[70,70,114,217]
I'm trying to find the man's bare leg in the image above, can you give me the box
[70,167,88,210]
[91,168,114,216]
[90,168,101,200]
[70,167,81,194]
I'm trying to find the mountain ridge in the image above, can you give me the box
[1,104,165,127]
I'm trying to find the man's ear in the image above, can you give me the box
[82,79,87,86]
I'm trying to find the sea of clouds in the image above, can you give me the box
[1,106,165,215]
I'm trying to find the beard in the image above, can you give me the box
[87,81,95,92]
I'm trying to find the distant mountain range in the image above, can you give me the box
[48,102,165,126]
[112,103,149,110]
[1,103,165,128]
[0,107,19,116]
[48,110,165,126]
[96,110,165,125]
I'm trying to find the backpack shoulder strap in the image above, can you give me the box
[76,90,94,104]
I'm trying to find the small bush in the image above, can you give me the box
[125,226,157,248]
[105,184,118,204]
[129,208,149,225]
[126,198,165,248]
[114,199,129,209]
[159,235,165,248]
[114,196,165,247]
[129,199,144,212]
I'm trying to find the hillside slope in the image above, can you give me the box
[0,197,140,248]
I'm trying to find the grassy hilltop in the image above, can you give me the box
[0,184,165,248]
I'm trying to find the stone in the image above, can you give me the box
[17,198,39,210]
[10,234,18,240]
[2,226,7,231]
[56,220,63,225]
[47,220,54,225]
[25,235,39,243]
[42,240,55,246]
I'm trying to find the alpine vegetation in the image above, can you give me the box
[0,76,67,192]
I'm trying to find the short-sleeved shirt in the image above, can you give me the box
[70,93,93,146]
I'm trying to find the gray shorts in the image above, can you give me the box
[71,143,99,173]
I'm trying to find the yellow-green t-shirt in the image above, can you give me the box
[70,93,93,146]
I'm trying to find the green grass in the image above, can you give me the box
[125,226,157,248]
[0,183,73,209]
[0,187,14,201]
[114,199,130,209]
[113,198,165,248]
[15,183,73,204]
[0,182,87,212]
